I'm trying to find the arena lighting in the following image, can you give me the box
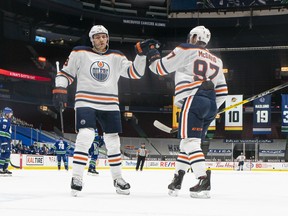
[40,106,48,111]
[124,112,133,118]
[38,57,46,62]
[0,68,51,81]
[223,68,228,73]
[281,67,288,72]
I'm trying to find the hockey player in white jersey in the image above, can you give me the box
[147,26,228,198]
[236,152,246,171]
[52,25,156,196]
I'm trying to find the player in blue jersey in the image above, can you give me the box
[52,137,70,171]
[88,129,105,175]
[0,107,13,176]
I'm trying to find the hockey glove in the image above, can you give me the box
[52,87,68,112]
[147,49,161,65]
[135,39,160,56]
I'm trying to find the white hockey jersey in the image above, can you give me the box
[236,154,246,162]
[149,43,228,109]
[55,46,146,111]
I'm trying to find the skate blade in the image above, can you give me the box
[0,174,12,177]
[71,190,80,197]
[168,189,179,197]
[116,188,130,195]
[87,173,99,176]
[190,190,210,199]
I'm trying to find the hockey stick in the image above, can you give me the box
[153,120,178,134]
[10,161,21,169]
[217,82,288,114]
[55,61,65,136]
[59,102,65,134]
[154,82,288,133]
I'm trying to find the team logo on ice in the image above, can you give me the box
[90,61,110,82]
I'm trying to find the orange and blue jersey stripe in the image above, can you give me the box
[155,60,170,76]
[215,83,228,96]
[175,80,203,96]
[56,70,74,85]
[75,91,119,106]
[127,63,142,79]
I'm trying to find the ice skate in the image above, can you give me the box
[0,169,12,177]
[168,170,185,197]
[0,169,6,176]
[114,178,130,195]
[88,168,99,176]
[5,169,12,176]
[71,177,83,197]
[190,170,211,199]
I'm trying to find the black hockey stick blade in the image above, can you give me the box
[10,161,21,169]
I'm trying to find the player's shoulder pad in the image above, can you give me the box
[72,46,93,52]
[105,49,125,56]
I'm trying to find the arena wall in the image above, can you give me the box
[9,154,288,172]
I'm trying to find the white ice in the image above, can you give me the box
[0,169,287,216]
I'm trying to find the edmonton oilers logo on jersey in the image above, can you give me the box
[90,61,110,82]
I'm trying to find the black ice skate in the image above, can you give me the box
[0,169,12,177]
[0,169,6,176]
[71,177,83,197]
[189,170,211,199]
[114,178,130,195]
[88,168,99,176]
[168,170,185,197]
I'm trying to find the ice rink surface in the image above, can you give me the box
[0,169,287,216]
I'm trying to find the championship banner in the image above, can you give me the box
[281,94,288,134]
[172,97,181,129]
[225,95,243,131]
[253,95,271,134]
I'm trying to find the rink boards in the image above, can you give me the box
[9,153,288,171]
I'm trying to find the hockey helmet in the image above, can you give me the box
[3,107,13,116]
[89,25,109,44]
[188,26,211,45]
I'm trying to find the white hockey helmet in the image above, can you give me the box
[89,25,109,44]
[188,26,211,45]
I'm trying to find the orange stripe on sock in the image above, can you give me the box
[73,156,88,161]
[108,158,121,163]
[189,153,204,160]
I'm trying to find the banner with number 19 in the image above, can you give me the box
[253,95,271,134]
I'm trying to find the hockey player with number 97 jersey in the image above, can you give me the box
[147,26,228,198]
